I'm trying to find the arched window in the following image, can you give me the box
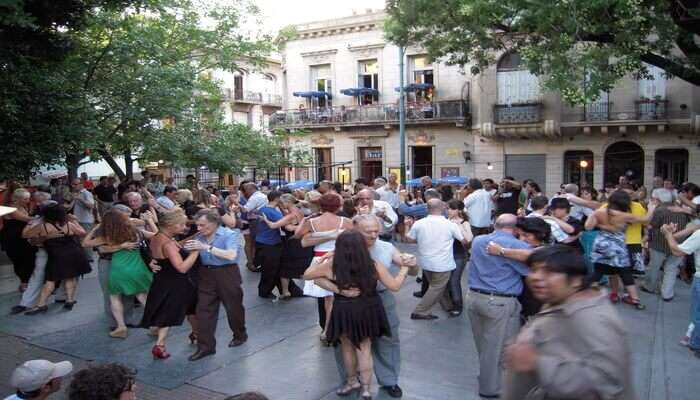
[604,141,644,186]
[563,150,594,187]
[496,52,540,105]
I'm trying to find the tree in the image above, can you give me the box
[67,0,277,179]
[385,0,700,103]
[0,0,142,180]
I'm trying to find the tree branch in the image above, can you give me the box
[640,52,700,84]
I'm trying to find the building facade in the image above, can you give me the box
[274,10,700,194]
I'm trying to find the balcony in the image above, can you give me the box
[270,100,468,130]
[494,103,542,124]
[223,89,283,107]
[635,99,668,120]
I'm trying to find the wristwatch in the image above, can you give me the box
[208,245,214,252]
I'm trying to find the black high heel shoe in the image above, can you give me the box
[63,301,76,310]
[188,332,197,345]
[25,305,48,315]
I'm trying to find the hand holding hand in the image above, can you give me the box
[339,288,361,298]
[120,241,139,250]
[661,223,677,235]
[486,241,502,256]
[148,259,162,273]
[184,240,209,251]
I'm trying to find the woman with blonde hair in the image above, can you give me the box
[140,209,200,359]
[0,188,36,291]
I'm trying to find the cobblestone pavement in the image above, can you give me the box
[0,244,698,399]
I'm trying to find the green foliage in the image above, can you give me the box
[385,0,700,104]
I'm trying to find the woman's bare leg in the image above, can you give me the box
[280,278,291,297]
[322,296,333,337]
[356,338,374,397]
[35,281,55,307]
[156,327,169,347]
[63,278,77,302]
[110,295,126,329]
[337,336,360,392]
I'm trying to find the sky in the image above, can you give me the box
[252,0,386,32]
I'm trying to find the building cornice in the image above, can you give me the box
[300,49,339,58]
[348,43,386,52]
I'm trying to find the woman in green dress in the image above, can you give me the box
[84,209,156,338]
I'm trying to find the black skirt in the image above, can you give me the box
[140,259,197,328]
[326,294,391,348]
[280,236,313,278]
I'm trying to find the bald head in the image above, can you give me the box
[494,214,517,230]
[427,198,444,214]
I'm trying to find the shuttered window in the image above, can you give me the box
[639,64,666,99]
[497,68,540,104]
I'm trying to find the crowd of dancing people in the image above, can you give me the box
[3,171,700,399]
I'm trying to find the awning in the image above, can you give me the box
[284,180,315,190]
[340,88,379,96]
[438,176,468,185]
[406,177,434,187]
[292,91,333,99]
[394,83,435,92]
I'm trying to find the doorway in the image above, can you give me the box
[314,148,332,181]
[655,149,688,185]
[604,141,644,186]
[359,147,383,181]
[563,150,594,187]
[411,146,433,178]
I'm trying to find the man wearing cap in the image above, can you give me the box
[6,359,72,400]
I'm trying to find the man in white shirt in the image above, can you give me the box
[463,178,494,236]
[6,359,72,400]
[70,179,96,261]
[240,182,269,271]
[405,199,466,319]
[376,175,400,210]
[356,189,398,241]
[526,195,574,243]
[661,222,700,357]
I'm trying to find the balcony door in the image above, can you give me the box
[314,148,332,182]
[639,63,666,100]
[655,149,688,185]
[358,59,379,105]
[311,64,332,109]
[585,91,609,121]
[563,150,594,187]
[496,52,540,105]
[410,146,433,179]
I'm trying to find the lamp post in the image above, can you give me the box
[399,46,406,186]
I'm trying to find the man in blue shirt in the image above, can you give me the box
[255,191,285,299]
[184,209,246,361]
[466,213,530,399]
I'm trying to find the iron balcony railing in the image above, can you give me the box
[270,100,468,129]
[563,99,689,123]
[222,89,282,107]
[493,103,543,124]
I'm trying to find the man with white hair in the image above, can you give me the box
[641,188,693,301]
[405,199,467,320]
[6,359,73,400]
[376,176,400,211]
[356,189,398,242]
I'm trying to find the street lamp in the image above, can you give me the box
[579,159,588,185]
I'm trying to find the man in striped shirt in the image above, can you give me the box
[641,189,693,301]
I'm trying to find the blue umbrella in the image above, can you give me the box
[438,176,468,185]
[267,179,288,187]
[394,83,435,92]
[340,88,379,96]
[292,91,333,99]
[406,178,424,187]
[284,180,315,190]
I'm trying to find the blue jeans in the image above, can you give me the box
[690,277,700,350]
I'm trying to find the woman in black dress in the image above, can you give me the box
[261,193,312,299]
[23,203,91,313]
[304,230,412,400]
[1,188,36,291]
[140,209,200,359]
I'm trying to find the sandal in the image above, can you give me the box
[335,380,361,397]
[360,384,372,400]
[622,297,646,310]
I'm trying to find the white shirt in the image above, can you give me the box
[407,214,464,272]
[156,195,175,209]
[376,186,400,209]
[464,189,494,228]
[678,230,700,278]
[370,200,398,234]
[72,188,95,224]
[243,191,268,213]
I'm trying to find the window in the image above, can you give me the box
[639,63,666,100]
[563,151,594,187]
[358,59,379,105]
[310,64,332,108]
[496,52,540,105]
[655,149,688,185]
[233,73,244,100]
[409,55,434,102]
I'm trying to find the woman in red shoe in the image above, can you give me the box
[140,209,200,359]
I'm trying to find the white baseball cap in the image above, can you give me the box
[10,360,73,392]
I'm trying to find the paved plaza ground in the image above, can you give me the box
[0,245,698,400]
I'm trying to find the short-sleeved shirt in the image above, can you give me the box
[196,227,242,266]
[468,231,531,295]
[496,188,521,216]
[678,230,700,278]
[376,186,400,209]
[648,206,692,255]
[255,206,283,245]
[243,191,268,214]
[94,184,117,202]
[72,189,95,224]
[407,215,464,272]
[601,202,646,244]
[464,189,494,228]
[369,239,397,291]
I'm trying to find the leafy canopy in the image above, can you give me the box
[385,0,700,104]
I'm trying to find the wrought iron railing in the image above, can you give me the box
[635,99,668,120]
[270,100,468,128]
[493,103,542,124]
[563,99,688,122]
[584,102,611,121]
